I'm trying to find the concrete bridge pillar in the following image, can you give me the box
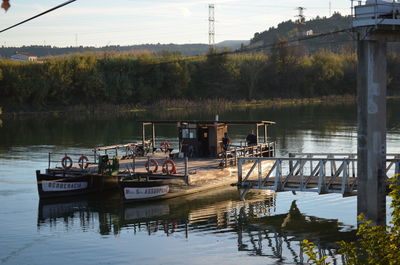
[357,36,387,225]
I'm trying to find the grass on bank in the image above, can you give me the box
[0,95,356,118]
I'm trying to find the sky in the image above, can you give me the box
[0,0,352,47]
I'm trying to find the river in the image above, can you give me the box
[1,100,399,265]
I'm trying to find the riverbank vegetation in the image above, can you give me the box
[0,43,399,113]
[303,177,400,265]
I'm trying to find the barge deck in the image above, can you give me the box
[36,119,276,201]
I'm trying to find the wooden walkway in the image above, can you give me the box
[236,153,400,198]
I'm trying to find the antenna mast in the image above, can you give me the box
[209,4,215,48]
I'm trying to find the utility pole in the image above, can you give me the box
[209,4,215,49]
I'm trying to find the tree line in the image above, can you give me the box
[0,44,399,111]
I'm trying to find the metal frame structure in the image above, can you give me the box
[209,4,215,47]
[352,0,400,27]
[236,153,400,199]
[139,120,275,160]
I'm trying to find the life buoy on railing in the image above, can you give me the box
[160,141,170,153]
[61,156,73,169]
[78,155,90,169]
[162,159,176,175]
[145,159,159,173]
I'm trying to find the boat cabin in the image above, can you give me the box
[139,120,275,158]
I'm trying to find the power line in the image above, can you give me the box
[224,27,353,55]
[0,0,77,34]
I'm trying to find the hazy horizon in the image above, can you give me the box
[0,0,351,47]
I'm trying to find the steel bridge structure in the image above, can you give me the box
[236,153,400,200]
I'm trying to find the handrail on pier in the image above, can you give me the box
[236,153,400,199]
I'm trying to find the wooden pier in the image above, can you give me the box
[235,153,400,199]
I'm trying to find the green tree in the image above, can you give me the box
[309,51,344,96]
[238,54,267,100]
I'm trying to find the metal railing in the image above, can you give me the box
[221,142,275,167]
[236,153,400,198]
[93,141,153,162]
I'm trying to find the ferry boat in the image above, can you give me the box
[36,119,275,201]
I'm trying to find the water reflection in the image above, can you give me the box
[236,200,355,264]
[37,188,355,264]
[0,102,360,149]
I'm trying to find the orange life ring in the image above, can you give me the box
[145,159,159,173]
[61,156,73,169]
[162,159,176,174]
[160,141,170,153]
[78,155,89,169]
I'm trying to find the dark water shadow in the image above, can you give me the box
[37,188,356,264]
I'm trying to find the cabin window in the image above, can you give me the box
[182,128,197,139]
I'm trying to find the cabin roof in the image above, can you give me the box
[139,120,276,125]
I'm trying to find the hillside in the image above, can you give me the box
[250,13,354,53]
[0,41,248,59]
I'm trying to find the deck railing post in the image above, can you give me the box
[308,154,313,177]
[48,153,51,169]
[318,160,326,194]
[132,153,136,173]
[328,154,335,176]
[234,147,237,166]
[289,153,294,174]
[185,156,188,176]
[341,160,348,195]
[152,123,156,153]
[258,159,262,188]
[238,158,243,183]
[274,159,281,191]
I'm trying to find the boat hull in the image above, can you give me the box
[36,170,119,199]
[120,180,171,202]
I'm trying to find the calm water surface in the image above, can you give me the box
[1,101,400,265]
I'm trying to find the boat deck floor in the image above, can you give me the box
[45,153,274,200]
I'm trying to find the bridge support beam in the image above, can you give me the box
[357,36,387,226]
